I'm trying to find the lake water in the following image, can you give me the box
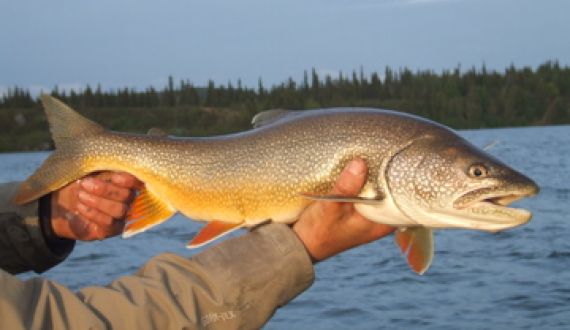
[2,125,570,329]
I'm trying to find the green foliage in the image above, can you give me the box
[1,60,569,152]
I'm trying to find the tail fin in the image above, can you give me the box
[12,95,105,204]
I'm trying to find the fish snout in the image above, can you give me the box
[511,172,540,198]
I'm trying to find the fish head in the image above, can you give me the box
[385,132,539,232]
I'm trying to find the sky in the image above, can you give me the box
[1,0,569,95]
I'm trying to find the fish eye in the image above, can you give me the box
[468,164,488,178]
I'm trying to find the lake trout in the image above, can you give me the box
[13,96,539,274]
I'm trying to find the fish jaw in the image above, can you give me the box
[393,183,538,232]
[400,188,536,233]
[445,184,539,232]
[419,208,531,232]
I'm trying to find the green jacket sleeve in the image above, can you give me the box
[0,182,75,274]
[0,223,315,330]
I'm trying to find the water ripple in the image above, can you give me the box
[547,251,570,259]
[69,253,113,262]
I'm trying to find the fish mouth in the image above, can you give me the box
[453,186,538,231]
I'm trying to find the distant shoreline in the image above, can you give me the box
[1,61,569,152]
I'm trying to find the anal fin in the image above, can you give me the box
[187,221,244,248]
[123,187,175,238]
[395,227,434,275]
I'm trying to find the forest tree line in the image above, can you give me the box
[1,60,569,151]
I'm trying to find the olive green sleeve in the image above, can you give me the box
[0,182,75,274]
[0,223,315,329]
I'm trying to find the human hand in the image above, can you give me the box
[293,159,395,262]
[50,172,143,241]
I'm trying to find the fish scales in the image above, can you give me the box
[13,96,539,274]
[78,110,424,225]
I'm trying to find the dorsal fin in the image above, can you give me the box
[147,127,169,137]
[251,109,298,128]
[40,95,105,149]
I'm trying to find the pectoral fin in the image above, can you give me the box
[395,227,434,275]
[187,221,244,248]
[123,187,175,238]
[299,193,383,205]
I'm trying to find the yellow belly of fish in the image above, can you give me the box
[87,156,311,228]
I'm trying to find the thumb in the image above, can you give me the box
[331,159,368,196]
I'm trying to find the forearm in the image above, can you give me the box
[0,223,314,329]
[0,182,74,274]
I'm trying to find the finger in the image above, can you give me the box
[78,191,129,219]
[110,172,144,189]
[93,171,114,182]
[311,159,368,219]
[76,202,116,226]
[81,178,132,202]
[330,159,368,196]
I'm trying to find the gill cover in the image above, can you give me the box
[386,135,477,228]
